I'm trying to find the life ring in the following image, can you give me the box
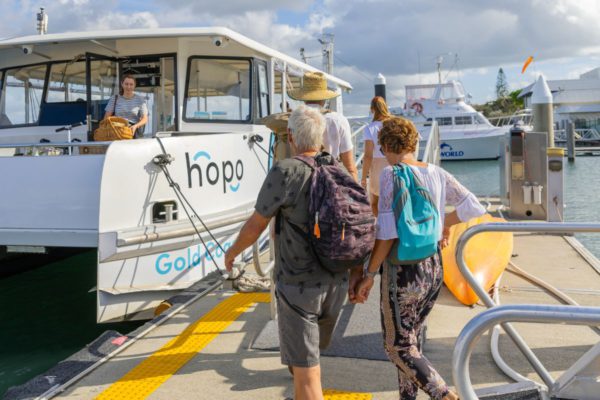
[411,102,424,114]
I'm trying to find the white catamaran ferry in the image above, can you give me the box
[391,81,506,160]
[0,27,352,322]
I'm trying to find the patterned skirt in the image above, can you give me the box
[379,250,449,400]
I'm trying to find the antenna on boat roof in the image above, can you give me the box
[37,7,48,35]
[436,55,443,84]
[318,33,334,74]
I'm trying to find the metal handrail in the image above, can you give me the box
[351,122,368,168]
[0,141,110,148]
[420,121,440,165]
[455,222,600,390]
[452,304,600,400]
[252,241,274,277]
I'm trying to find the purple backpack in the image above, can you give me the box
[295,153,376,274]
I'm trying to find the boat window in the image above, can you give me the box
[474,113,487,124]
[454,115,472,125]
[0,64,47,127]
[257,61,270,118]
[435,117,452,126]
[184,57,251,122]
[406,86,436,102]
[47,61,87,103]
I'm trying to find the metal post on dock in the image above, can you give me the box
[567,121,576,162]
[532,75,554,147]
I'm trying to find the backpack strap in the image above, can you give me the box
[294,152,335,169]
[294,154,317,169]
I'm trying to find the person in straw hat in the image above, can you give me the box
[288,71,358,181]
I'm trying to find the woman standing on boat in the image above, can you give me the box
[103,74,148,138]
[353,117,485,400]
[361,96,391,216]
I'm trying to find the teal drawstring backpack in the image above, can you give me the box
[390,163,441,264]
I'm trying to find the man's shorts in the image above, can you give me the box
[275,280,348,368]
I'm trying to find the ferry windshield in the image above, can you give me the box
[47,61,87,103]
[0,64,46,127]
[184,58,251,122]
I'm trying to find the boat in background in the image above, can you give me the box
[390,80,507,160]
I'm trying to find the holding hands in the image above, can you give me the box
[348,266,375,304]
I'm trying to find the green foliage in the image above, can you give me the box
[496,68,509,99]
[474,89,525,118]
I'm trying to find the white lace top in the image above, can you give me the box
[376,164,486,240]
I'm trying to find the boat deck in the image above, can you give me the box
[6,213,600,400]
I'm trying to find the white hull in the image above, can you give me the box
[419,126,505,160]
[0,131,270,322]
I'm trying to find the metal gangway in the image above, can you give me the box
[452,222,600,400]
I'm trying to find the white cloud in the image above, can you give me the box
[95,11,159,30]
[2,0,600,112]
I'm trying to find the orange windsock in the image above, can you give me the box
[521,56,534,74]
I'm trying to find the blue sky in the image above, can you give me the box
[1,0,599,116]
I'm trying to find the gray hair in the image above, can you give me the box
[287,105,325,152]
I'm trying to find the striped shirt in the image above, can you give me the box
[105,95,148,123]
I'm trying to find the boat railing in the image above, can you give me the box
[488,109,533,127]
[0,141,109,149]
[554,127,600,141]
[453,304,600,400]
[454,221,600,399]
[350,121,368,166]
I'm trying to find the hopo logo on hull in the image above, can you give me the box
[186,151,244,193]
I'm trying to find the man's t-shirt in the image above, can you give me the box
[255,157,346,287]
[305,105,353,158]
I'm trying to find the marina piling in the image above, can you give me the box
[567,121,576,162]
[532,75,555,147]
[374,73,386,100]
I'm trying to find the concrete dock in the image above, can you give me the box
[6,215,600,399]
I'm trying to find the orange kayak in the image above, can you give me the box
[441,214,513,306]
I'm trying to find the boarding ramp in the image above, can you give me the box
[452,222,600,399]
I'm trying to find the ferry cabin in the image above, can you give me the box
[0,28,352,322]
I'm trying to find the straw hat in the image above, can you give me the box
[288,71,339,101]
[257,112,290,134]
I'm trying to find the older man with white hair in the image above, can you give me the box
[288,71,359,182]
[225,105,349,400]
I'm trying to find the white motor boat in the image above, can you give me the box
[391,81,505,160]
[0,28,352,322]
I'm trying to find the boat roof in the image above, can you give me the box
[0,27,352,91]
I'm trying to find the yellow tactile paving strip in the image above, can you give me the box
[323,389,372,399]
[96,292,270,400]
[96,291,373,399]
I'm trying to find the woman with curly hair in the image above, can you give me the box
[353,117,485,400]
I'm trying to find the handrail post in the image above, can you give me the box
[455,221,600,391]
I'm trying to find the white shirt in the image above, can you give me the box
[307,104,353,158]
[363,120,385,158]
[376,164,486,240]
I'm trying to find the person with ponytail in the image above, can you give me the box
[361,96,391,215]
